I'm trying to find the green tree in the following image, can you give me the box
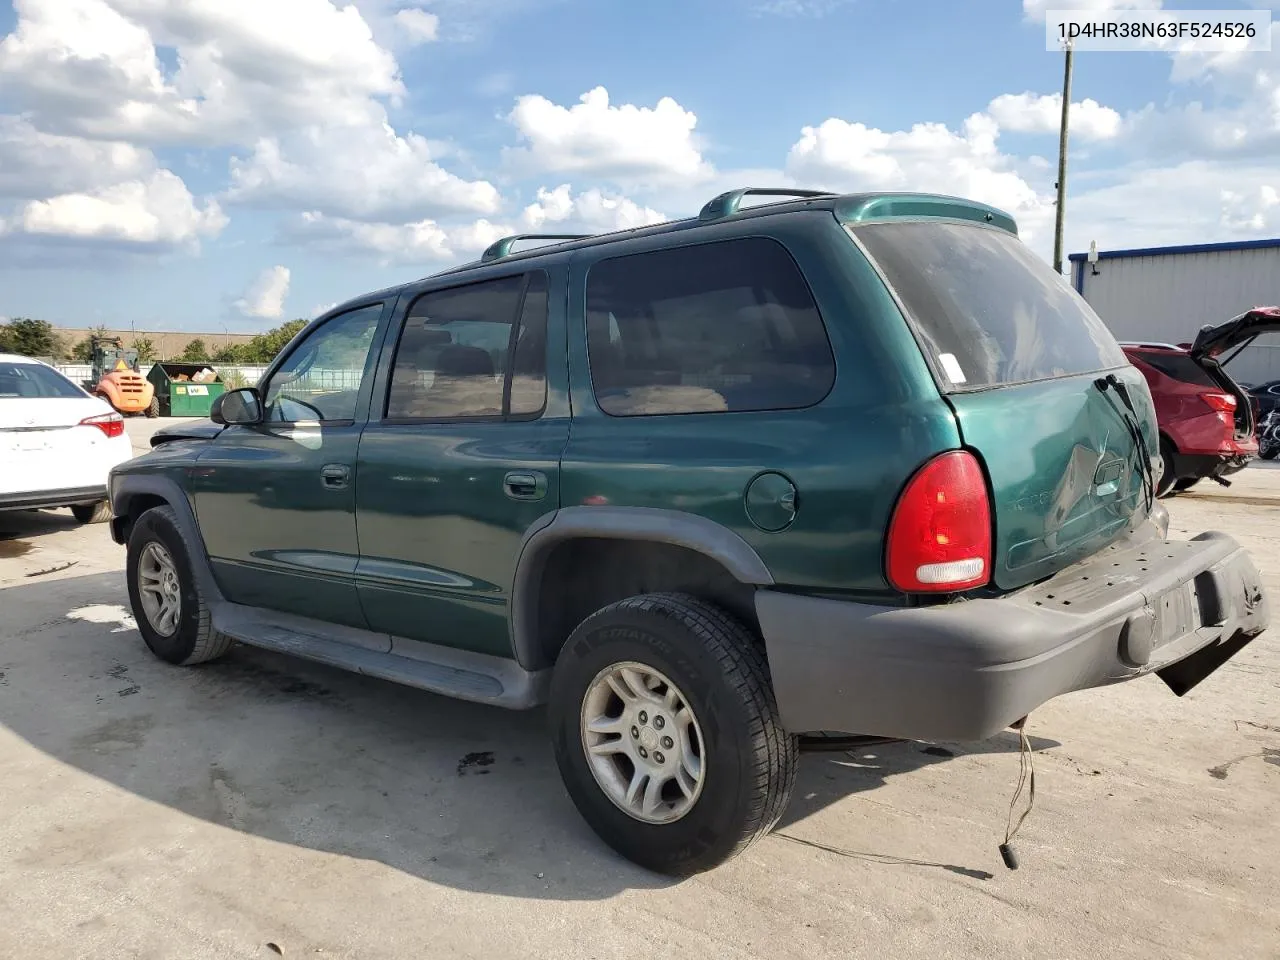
[130,337,158,363]
[242,318,307,363]
[212,343,247,364]
[0,318,62,358]
[70,325,112,363]
[176,338,209,362]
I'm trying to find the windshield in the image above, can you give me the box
[0,361,86,399]
[852,221,1127,391]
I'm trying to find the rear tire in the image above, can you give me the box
[71,501,112,524]
[126,505,233,666]
[1157,438,1180,498]
[549,592,798,876]
[145,397,160,418]
[1261,446,1279,461]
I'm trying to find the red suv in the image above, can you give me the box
[1122,307,1280,496]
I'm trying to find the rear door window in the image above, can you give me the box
[585,237,835,416]
[386,271,548,421]
[852,221,1127,390]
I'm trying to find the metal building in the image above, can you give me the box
[1069,238,1280,386]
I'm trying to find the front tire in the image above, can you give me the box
[549,593,797,876]
[71,500,112,524]
[126,506,232,665]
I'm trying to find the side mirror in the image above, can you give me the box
[211,387,263,426]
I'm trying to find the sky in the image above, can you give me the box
[1,0,1278,332]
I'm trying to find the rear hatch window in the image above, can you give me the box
[851,221,1127,390]
[850,220,1158,591]
[0,361,86,399]
[1127,350,1217,387]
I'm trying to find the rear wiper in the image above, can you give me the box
[1094,374,1156,516]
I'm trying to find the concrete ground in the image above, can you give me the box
[1,419,1277,960]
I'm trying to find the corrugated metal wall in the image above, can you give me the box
[1075,245,1280,386]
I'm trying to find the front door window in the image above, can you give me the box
[263,304,383,423]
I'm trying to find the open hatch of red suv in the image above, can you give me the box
[1121,306,1280,496]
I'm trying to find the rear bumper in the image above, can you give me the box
[757,523,1268,741]
[0,486,107,512]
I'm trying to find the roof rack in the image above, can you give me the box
[481,233,593,262]
[698,188,835,222]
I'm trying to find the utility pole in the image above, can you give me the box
[1052,41,1074,276]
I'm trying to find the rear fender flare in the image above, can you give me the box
[509,506,774,669]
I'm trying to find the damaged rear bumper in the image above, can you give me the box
[756,523,1268,741]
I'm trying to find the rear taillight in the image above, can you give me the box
[80,412,125,439]
[1202,392,1236,413]
[1202,392,1237,434]
[886,450,992,593]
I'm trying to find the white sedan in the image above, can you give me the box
[0,353,135,523]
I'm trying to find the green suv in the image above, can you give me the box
[109,188,1269,875]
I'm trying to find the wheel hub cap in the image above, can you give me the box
[137,542,182,638]
[579,661,706,825]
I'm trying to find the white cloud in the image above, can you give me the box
[448,218,518,254]
[752,0,853,16]
[235,265,291,319]
[7,170,227,246]
[226,123,502,221]
[0,0,403,145]
[288,211,513,265]
[1022,0,1161,21]
[393,8,440,44]
[504,86,711,185]
[1221,184,1280,233]
[0,1,500,229]
[1122,23,1280,161]
[987,92,1123,141]
[0,116,153,199]
[786,113,1054,242]
[521,185,668,232]
[1065,162,1280,256]
[286,183,668,266]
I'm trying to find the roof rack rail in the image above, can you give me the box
[698,188,835,222]
[481,233,593,262]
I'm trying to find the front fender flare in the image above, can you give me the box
[110,473,224,604]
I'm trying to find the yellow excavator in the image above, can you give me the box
[83,337,157,417]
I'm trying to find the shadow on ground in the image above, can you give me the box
[0,508,80,551]
[0,570,1050,900]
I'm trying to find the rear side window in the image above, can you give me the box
[0,361,85,399]
[387,271,548,421]
[585,238,834,416]
[853,221,1127,390]
[1129,350,1216,387]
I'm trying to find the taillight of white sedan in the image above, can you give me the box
[0,353,135,524]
